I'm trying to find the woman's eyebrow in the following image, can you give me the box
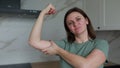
[75,16,81,18]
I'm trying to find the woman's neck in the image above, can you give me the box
[75,30,89,43]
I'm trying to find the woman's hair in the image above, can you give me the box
[64,7,96,43]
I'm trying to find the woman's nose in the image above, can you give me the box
[73,22,78,27]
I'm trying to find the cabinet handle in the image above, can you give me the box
[97,27,100,29]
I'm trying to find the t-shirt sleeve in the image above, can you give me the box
[95,40,109,58]
[53,39,66,49]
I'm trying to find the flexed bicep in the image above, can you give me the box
[28,40,52,50]
[41,41,60,55]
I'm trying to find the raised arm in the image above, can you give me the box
[28,4,56,50]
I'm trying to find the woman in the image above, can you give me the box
[28,4,109,68]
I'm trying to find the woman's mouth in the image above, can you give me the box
[75,26,80,30]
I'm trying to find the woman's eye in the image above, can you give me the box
[76,18,81,21]
[68,22,73,25]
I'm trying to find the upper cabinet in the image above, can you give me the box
[83,0,120,30]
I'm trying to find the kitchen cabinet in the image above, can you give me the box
[83,0,120,30]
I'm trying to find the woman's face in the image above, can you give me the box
[66,12,88,35]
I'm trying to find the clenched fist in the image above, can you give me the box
[42,3,56,15]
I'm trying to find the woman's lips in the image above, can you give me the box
[75,27,80,31]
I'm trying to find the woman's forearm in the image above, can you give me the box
[29,3,56,43]
[29,12,45,42]
[57,47,87,68]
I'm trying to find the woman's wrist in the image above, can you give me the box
[56,46,63,55]
[40,11,45,16]
[38,9,47,17]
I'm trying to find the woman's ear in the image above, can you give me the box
[85,18,89,25]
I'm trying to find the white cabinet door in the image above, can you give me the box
[83,0,120,30]
[83,0,100,30]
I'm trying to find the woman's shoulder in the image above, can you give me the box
[53,38,68,49]
[93,39,109,58]
[93,38,109,51]
[54,38,67,42]
[60,38,70,43]
[93,39,108,44]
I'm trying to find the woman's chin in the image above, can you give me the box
[74,30,85,35]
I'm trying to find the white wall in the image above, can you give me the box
[0,0,83,65]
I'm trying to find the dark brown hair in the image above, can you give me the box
[64,7,96,43]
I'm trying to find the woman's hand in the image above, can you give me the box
[42,3,56,15]
[41,41,59,55]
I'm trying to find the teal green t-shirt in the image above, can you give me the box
[54,38,109,68]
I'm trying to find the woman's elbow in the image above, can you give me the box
[75,63,89,68]
[28,39,44,50]
[77,64,98,68]
[28,39,37,47]
[28,40,33,46]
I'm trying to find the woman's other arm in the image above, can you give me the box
[43,41,106,68]
[57,47,106,68]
